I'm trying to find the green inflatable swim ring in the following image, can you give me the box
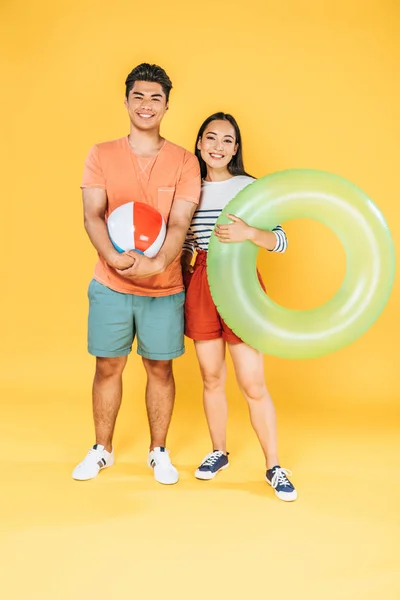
[207,169,396,359]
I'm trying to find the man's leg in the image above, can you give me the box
[73,280,134,481]
[135,292,185,484]
[72,356,126,481]
[142,358,174,450]
[142,357,179,484]
[93,356,128,452]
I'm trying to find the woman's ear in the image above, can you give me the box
[197,137,202,150]
[233,143,239,156]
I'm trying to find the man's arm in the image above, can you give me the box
[117,199,197,279]
[157,199,197,269]
[82,188,135,271]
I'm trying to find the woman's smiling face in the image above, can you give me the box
[197,120,238,171]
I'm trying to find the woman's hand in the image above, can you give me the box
[214,213,252,243]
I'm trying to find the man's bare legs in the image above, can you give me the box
[72,355,127,480]
[142,358,175,450]
[142,358,179,484]
[93,356,128,452]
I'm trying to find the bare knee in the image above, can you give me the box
[95,356,127,379]
[201,367,226,393]
[142,358,173,383]
[241,379,266,402]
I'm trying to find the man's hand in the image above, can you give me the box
[116,252,166,280]
[115,199,197,281]
[214,213,252,243]
[107,251,136,271]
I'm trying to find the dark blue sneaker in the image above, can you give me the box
[266,465,297,501]
[195,450,229,480]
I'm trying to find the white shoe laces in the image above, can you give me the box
[88,448,101,457]
[80,447,107,467]
[152,450,173,467]
[201,451,224,467]
[270,467,293,489]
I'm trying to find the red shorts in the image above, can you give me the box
[184,250,266,344]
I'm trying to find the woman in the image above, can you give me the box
[182,113,297,501]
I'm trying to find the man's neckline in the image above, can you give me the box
[126,135,167,159]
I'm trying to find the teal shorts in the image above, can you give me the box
[87,279,185,360]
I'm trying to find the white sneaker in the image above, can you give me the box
[147,447,178,485]
[72,444,114,481]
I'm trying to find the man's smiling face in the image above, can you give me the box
[125,80,168,131]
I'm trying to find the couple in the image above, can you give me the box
[73,63,297,502]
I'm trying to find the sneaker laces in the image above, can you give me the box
[88,447,102,455]
[86,446,106,462]
[201,451,224,467]
[152,449,173,467]
[76,447,105,470]
[270,467,293,489]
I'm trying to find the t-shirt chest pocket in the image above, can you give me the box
[157,186,176,220]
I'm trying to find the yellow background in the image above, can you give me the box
[0,1,399,599]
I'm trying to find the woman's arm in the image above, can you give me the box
[214,214,288,252]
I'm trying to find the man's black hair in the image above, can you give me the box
[125,63,173,102]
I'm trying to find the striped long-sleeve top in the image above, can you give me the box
[182,175,288,255]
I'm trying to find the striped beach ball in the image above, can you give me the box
[107,202,166,258]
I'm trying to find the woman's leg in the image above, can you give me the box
[228,342,279,469]
[194,338,228,453]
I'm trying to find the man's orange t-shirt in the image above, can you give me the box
[81,137,201,296]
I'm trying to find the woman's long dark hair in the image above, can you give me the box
[194,112,253,180]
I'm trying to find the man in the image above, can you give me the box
[73,63,200,485]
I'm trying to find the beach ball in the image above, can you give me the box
[107,202,166,258]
